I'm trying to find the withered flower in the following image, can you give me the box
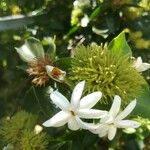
[16,37,66,86]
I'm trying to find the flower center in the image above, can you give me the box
[70,110,76,116]
[51,67,63,78]
[26,55,53,86]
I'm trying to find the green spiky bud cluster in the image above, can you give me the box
[20,130,48,150]
[69,44,145,103]
[0,111,48,150]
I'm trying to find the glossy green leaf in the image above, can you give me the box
[134,85,150,119]
[108,31,132,56]
[33,86,54,117]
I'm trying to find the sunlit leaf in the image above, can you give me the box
[108,30,132,56]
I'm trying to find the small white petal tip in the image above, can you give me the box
[34,125,43,134]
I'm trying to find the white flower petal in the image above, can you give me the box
[99,130,108,138]
[109,95,121,118]
[16,37,45,62]
[133,57,142,68]
[50,91,70,110]
[115,120,141,128]
[78,109,107,119]
[16,45,36,62]
[116,100,136,121]
[46,65,54,73]
[75,116,98,130]
[79,92,102,109]
[98,125,109,137]
[137,63,150,72]
[25,37,45,58]
[100,114,113,124]
[46,65,66,82]
[90,128,100,134]
[42,111,71,127]
[71,81,85,109]
[108,125,117,140]
[68,117,80,131]
[57,70,66,81]
[133,57,150,72]
[91,124,108,135]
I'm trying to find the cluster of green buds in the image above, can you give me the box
[69,43,145,103]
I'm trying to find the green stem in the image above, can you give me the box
[64,2,110,39]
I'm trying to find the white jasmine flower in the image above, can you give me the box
[81,15,89,27]
[34,125,43,134]
[43,81,107,130]
[133,56,150,72]
[91,95,140,140]
[46,65,66,82]
[15,37,44,63]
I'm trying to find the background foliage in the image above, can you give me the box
[0,0,150,149]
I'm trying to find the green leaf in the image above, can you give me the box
[82,132,98,149]
[32,87,53,117]
[16,65,28,71]
[55,57,73,70]
[124,139,141,150]
[22,86,40,113]
[42,37,56,60]
[0,15,35,31]
[0,12,45,31]
[21,86,52,117]
[108,31,132,56]
[48,141,67,150]
[134,85,150,119]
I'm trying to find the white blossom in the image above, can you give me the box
[90,95,140,140]
[43,81,107,130]
[132,56,150,72]
[81,15,89,27]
